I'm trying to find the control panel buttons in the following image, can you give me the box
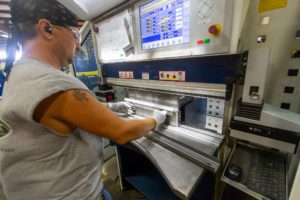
[197,38,211,45]
[208,24,222,36]
[203,38,211,44]
[197,40,204,45]
[159,71,186,81]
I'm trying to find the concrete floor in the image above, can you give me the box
[0,155,146,200]
[102,155,147,200]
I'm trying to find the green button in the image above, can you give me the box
[203,38,211,44]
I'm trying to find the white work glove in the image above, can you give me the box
[108,101,135,115]
[152,109,167,130]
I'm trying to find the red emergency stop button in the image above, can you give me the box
[208,24,221,36]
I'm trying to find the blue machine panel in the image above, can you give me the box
[103,54,240,84]
[73,32,99,90]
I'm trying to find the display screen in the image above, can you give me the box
[139,0,190,50]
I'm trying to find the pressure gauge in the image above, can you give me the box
[197,0,215,24]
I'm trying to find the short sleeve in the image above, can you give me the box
[1,59,91,122]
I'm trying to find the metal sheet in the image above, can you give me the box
[131,136,206,200]
[125,98,178,113]
[125,88,181,126]
[128,114,223,172]
[146,132,220,173]
[159,125,224,152]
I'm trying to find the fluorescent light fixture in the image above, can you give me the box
[0,34,8,38]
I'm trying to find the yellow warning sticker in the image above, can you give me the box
[259,0,287,13]
[75,70,99,77]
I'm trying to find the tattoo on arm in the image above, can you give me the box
[72,90,89,102]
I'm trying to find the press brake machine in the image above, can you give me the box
[58,0,300,199]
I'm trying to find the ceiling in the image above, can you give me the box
[0,0,85,57]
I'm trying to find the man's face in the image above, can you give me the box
[53,25,81,66]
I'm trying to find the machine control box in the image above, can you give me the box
[134,0,234,59]
[95,0,235,62]
[159,71,186,81]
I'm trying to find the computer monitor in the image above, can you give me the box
[139,0,190,50]
[73,31,99,90]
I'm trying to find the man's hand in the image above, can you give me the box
[108,101,135,115]
[152,109,167,129]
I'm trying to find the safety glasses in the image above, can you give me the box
[66,26,81,44]
[53,24,81,43]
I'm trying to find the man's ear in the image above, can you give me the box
[37,19,53,40]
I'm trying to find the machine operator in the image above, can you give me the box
[0,0,167,199]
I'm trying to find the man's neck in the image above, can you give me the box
[22,41,62,69]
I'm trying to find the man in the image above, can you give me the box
[0,0,167,199]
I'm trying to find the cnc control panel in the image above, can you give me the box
[134,0,234,59]
[134,0,233,57]
[95,0,235,62]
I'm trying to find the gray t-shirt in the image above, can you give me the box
[0,58,103,200]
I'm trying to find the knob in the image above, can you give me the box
[208,24,221,36]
